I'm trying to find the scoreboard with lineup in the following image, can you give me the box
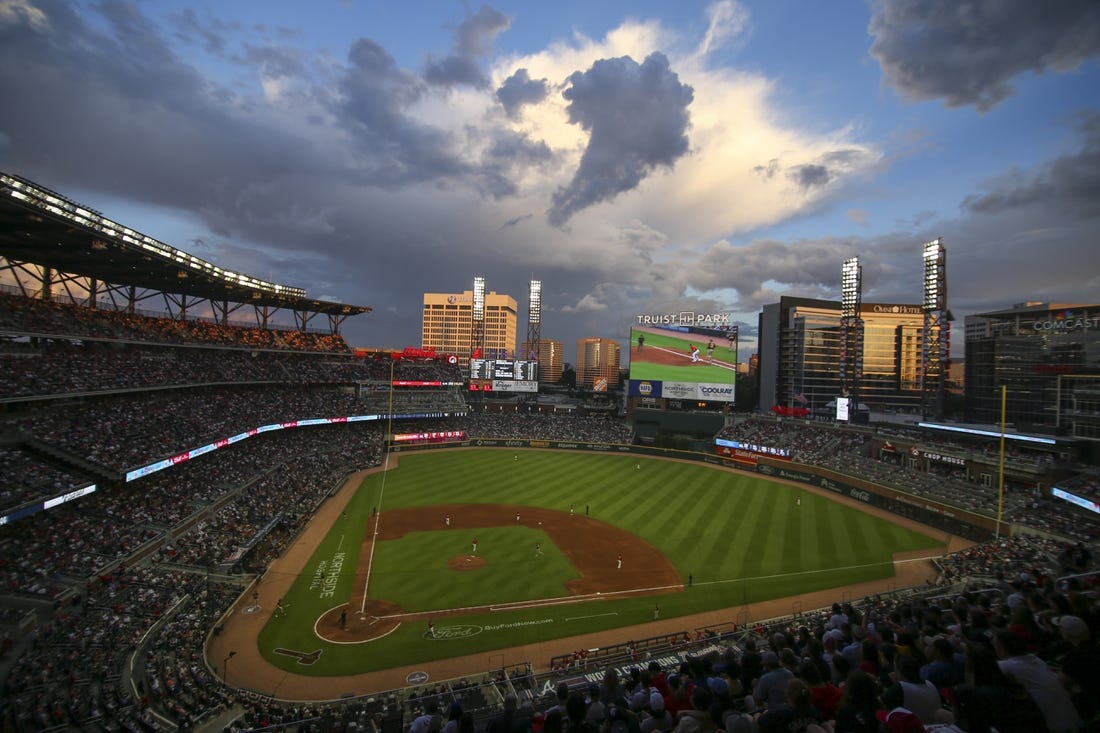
[469,359,538,382]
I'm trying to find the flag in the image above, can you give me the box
[794,393,808,404]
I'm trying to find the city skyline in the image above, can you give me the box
[1,0,1096,356]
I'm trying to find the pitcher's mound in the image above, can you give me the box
[448,555,486,571]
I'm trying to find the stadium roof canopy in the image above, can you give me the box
[0,171,371,332]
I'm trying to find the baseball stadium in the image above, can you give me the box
[1,173,1098,733]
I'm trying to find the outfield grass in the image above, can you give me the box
[256,450,942,677]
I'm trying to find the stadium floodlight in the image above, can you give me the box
[472,276,485,322]
[922,237,946,311]
[528,280,542,324]
[841,257,861,318]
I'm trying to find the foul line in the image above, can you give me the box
[566,612,619,621]
[358,449,392,616]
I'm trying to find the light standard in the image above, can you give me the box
[223,650,237,685]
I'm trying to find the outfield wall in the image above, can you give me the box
[390,438,999,542]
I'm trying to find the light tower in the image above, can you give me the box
[470,276,486,371]
[839,256,864,421]
[526,279,542,361]
[921,238,948,420]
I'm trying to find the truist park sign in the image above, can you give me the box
[635,312,732,327]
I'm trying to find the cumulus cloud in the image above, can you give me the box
[548,52,694,227]
[962,112,1100,219]
[424,5,510,89]
[496,68,549,117]
[336,38,471,185]
[869,0,1100,111]
[788,164,830,191]
[0,0,50,31]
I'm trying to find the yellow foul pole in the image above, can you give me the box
[996,384,1006,538]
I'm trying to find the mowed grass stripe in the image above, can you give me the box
[693,484,744,573]
[797,493,822,573]
[738,485,781,578]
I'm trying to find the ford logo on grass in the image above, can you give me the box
[434,625,483,639]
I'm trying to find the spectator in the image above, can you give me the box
[753,651,793,711]
[882,654,945,726]
[1054,615,1100,725]
[994,629,1081,733]
[952,642,1049,733]
[751,678,825,733]
[833,670,883,733]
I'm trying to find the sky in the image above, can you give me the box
[0,0,1098,363]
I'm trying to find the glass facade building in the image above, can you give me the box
[965,302,1100,438]
[758,297,937,415]
[576,337,622,389]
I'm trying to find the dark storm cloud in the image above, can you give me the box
[424,5,510,89]
[693,237,865,310]
[496,68,550,117]
[548,52,693,227]
[963,112,1100,219]
[0,0,276,205]
[171,7,233,56]
[336,38,472,185]
[487,131,553,166]
[788,164,830,191]
[869,0,1100,111]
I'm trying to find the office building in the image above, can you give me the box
[576,337,621,391]
[520,338,564,384]
[757,296,939,415]
[965,302,1100,439]
[422,290,517,369]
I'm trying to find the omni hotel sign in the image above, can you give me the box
[868,304,923,315]
[635,312,732,326]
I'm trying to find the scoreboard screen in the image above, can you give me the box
[469,359,537,382]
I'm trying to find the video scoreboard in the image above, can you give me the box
[468,359,538,381]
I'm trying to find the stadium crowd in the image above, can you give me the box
[0,291,350,352]
[715,419,1099,544]
[2,293,1099,733]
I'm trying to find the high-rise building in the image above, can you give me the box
[964,302,1100,437]
[520,338,564,384]
[422,290,517,370]
[576,337,621,391]
[757,296,938,414]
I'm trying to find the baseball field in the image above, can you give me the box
[240,449,943,685]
